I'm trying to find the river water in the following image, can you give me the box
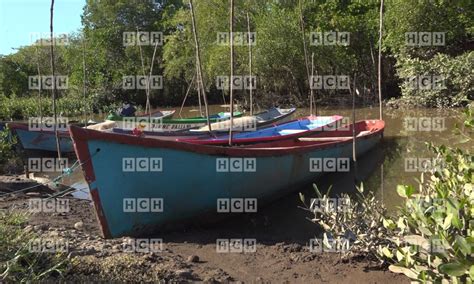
[39,105,471,240]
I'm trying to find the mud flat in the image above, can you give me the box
[0,177,407,283]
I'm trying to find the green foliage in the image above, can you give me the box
[0,0,472,113]
[0,211,69,282]
[0,93,109,121]
[0,128,16,165]
[394,51,474,107]
[303,107,473,282]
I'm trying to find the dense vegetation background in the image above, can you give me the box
[0,0,472,119]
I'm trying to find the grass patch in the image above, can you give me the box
[0,210,70,282]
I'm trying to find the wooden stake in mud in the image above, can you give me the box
[178,72,196,118]
[310,53,315,116]
[49,0,61,159]
[246,12,253,116]
[34,44,43,122]
[352,75,357,163]
[189,0,212,132]
[228,0,234,146]
[137,27,150,117]
[148,37,160,123]
[378,0,384,120]
[82,37,88,124]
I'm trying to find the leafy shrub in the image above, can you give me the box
[302,106,473,282]
[395,51,473,108]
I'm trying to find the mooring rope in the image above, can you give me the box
[0,149,100,197]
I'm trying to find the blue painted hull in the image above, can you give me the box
[70,121,384,238]
[15,128,74,153]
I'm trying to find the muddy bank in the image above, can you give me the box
[0,181,408,283]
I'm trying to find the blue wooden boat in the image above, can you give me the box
[178,115,343,145]
[69,119,384,238]
[7,122,75,153]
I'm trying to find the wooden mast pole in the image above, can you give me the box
[299,0,312,115]
[49,0,61,159]
[246,12,253,116]
[34,44,43,122]
[377,0,384,120]
[148,38,160,123]
[228,0,234,145]
[82,37,88,124]
[137,27,150,118]
[189,0,211,131]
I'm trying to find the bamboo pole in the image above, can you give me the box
[352,74,357,163]
[310,53,315,116]
[34,44,43,122]
[148,38,160,122]
[228,0,234,146]
[196,63,203,116]
[178,72,196,118]
[377,0,384,120]
[189,0,211,131]
[82,37,88,124]
[246,12,253,116]
[137,27,150,116]
[49,0,61,159]
[298,0,310,85]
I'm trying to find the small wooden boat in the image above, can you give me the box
[7,120,118,154]
[193,107,296,132]
[7,122,75,153]
[69,119,384,238]
[179,115,343,145]
[106,109,176,121]
[112,111,244,133]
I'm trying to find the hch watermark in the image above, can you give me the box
[217,32,256,45]
[30,32,69,46]
[122,238,163,253]
[216,158,257,172]
[28,117,69,131]
[406,75,446,90]
[29,198,70,213]
[217,198,257,213]
[123,31,163,46]
[403,117,446,132]
[29,238,69,253]
[405,157,445,172]
[310,31,350,46]
[405,32,445,46]
[122,157,163,172]
[310,75,350,90]
[309,158,350,172]
[123,198,163,213]
[28,158,68,172]
[123,75,163,90]
[216,75,256,90]
[216,238,257,253]
[310,198,350,213]
[309,237,350,253]
[29,75,68,90]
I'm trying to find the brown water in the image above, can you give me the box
[41,105,470,239]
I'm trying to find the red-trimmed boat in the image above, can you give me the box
[69,119,384,238]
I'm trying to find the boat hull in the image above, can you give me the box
[70,120,384,238]
[8,123,74,153]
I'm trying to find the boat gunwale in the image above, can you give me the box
[68,120,385,158]
[7,122,72,138]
